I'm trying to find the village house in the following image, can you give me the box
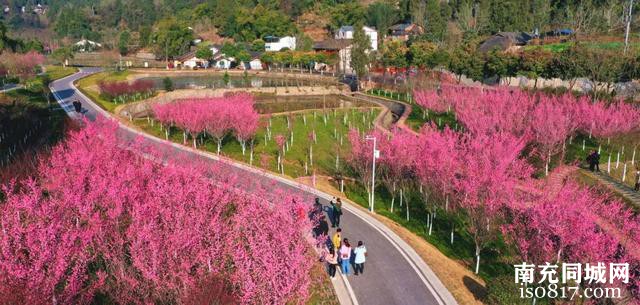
[313,39,353,74]
[265,36,296,52]
[478,32,533,53]
[74,39,102,52]
[335,26,378,51]
[213,53,235,69]
[247,52,263,70]
[389,23,424,41]
[174,51,207,69]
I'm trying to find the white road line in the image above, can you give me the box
[340,272,360,305]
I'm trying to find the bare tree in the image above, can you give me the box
[624,0,635,54]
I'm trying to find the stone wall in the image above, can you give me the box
[436,68,640,100]
[117,86,348,119]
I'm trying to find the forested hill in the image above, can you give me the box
[1,0,634,47]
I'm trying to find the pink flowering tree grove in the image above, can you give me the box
[502,181,640,301]
[391,84,640,293]
[153,94,259,154]
[98,79,154,103]
[0,51,46,85]
[0,120,314,305]
[415,85,640,174]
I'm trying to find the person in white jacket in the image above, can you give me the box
[353,241,367,276]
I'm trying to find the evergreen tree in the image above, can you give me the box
[367,2,400,42]
[423,0,448,42]
[351,24,372,88]
[118,30,130,56]
[150,18,194,60]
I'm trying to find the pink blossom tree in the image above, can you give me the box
[529,96,578,175]
[233,103,259,155]
[413,89,449,114]
[377,129,418,219]
[347,128,386,210]
[414,125,460,236]
[0,120,315,305]
[454,132,533,274]
[275,134,286,174]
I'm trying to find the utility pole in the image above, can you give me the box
[365,135,379,213]
[624,0,635,55]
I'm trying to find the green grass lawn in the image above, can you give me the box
[1,78,69,179]
[76,70,133,112]
[136,107,380,178]
[524,41,640,53]
[567,131,640,190]
[44,65,77,80]
[340,180,514,282]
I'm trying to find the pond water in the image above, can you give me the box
[141,75,333,90]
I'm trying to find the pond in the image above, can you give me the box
[141,75,334,90]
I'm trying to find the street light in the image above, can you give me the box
[365,135,380,213]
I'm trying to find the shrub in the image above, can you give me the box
[485,275,526,305]
[162,77,174,92]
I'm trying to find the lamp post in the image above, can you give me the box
[365,135,380,213]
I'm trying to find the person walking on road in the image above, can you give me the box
[328,197,337,227]
[319,215,329,237]
[339,239,352,275]
[332,228,342,251]
[353,241,367,276]
[325,248,338,279]
[73,100,82,113]
[332,198,343,227]
[310,197,322,220]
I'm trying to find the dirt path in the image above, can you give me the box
[580,169,640,208]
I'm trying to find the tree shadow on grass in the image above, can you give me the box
[463,275,487,301]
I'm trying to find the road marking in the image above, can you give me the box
[340,272,360,305]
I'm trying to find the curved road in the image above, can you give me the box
[50,68,457,305]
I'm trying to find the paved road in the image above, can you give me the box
[50,68,457,305]
[0,83,22,93]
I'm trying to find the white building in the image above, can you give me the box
[265,36,296,52]
[175,51,208,69]
[214,57,235,69]
[335,26,378,51]
[248,58,263,70]
[74,39,102,52]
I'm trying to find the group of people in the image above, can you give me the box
[326,228,367,277]
[310,197,368,278]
